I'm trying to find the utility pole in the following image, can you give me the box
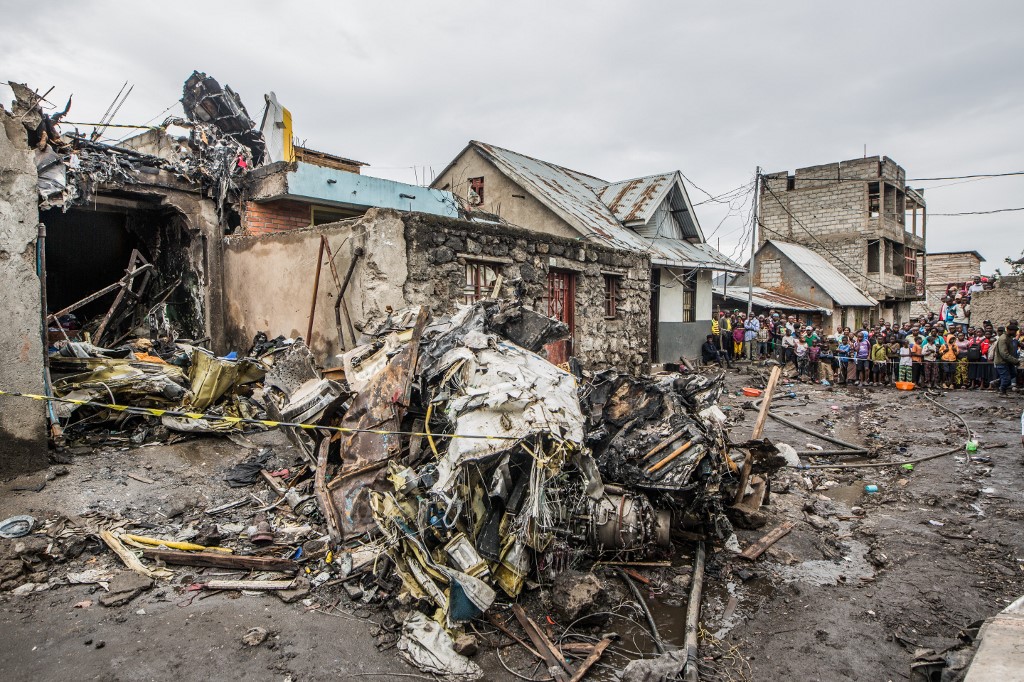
[746,167,759,319]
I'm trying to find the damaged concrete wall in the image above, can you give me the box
[970,275,1024,325]
[221,209,407,362]
[401,213,651,373]
[221,209,650,373]
[0,111,48,475]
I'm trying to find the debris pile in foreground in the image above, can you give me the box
[15,299,791,680]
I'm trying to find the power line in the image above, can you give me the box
[760,179,904,296]
[929,207,1024,216]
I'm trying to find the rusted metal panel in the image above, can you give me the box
[712,284,831,313]
[471,142,742,272]
[322,307,430,540]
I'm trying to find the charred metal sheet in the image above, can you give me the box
[323,307,429,540]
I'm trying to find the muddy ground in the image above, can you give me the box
[0,372,1021,681]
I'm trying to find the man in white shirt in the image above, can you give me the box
[968,276,984,295]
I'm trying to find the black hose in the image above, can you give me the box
[615,568,665,654]
[791,393,971,470]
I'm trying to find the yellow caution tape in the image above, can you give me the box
[0,388,521,441]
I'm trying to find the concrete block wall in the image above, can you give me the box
[242,199,311,235]
[969,276,1024,327]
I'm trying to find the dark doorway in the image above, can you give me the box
[41,202,204,347]
[650,269,661,363]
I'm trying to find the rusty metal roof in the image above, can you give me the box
[767,240,878,308]
[469,141,740,271]
[712,284,831,313]
[597,173,674,224]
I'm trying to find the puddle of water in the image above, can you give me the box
[776,521,875,586]
[822,484,864,508]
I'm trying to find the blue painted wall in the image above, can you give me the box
[286,162,458,217]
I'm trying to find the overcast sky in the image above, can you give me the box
[2,0,1021,268]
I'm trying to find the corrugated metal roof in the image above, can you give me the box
[470,141,742,271]
[597,173,674,224]
[766,240,878,307]
[712,284,831,313]
[649,238,745,272]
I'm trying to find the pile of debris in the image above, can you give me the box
[23,299,787,679]
[284,299,785,678]
[11,70,262,215]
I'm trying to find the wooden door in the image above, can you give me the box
[545,269,575,365]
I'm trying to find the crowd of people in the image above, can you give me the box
[701,307,1023,395]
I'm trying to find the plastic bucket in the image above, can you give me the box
[895,381,915,391]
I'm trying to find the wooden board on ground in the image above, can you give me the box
[739,521,796,560]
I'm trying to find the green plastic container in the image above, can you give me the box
[965,440,979,453]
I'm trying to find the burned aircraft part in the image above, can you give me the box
[589,493,671,552]
[321,308,429,540]
[181,71,265,163]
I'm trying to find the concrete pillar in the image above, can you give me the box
[0,112,48,475]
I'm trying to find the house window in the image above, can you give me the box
[786,175,795,191]
[868,182,880,217]
[604,275,621,318]
[867,240,880,273]
[468,177,484,205]
[311,205,363,225]
[464,260,500,303]
[681,270,696,323]
[904,247,917,283]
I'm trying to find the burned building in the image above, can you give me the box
[222,209,652,374]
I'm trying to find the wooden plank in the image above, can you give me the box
[739,521,796,561]
[126,472,155,485]
[100,530,157,578]
[202,579,294,591]
[568,638,613,682]
[641,429,687,461]
[511,605,573,682]
[487,614,543,661]
[733,365,782,505]
[141,549,298,574]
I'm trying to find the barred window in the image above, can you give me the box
[681,271,696,323]
[464,261,500,303]
[604,275,621,318]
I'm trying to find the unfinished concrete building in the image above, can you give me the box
[759,156,927,323]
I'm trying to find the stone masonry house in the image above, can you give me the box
[221,209,652,374]
[430,141,744,363]
[759,156,927,323]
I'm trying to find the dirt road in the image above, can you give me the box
[1,376,1021,681]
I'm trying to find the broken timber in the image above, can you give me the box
[141,549,298,573]
[739,521,796,561]
[733,364,781,505]
[512,604,575,682]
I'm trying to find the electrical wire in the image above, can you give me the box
[760,180,903,296]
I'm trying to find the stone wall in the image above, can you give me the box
[0,111,48,475]
[402,213,651,374]
[969,276,1024,327]
[222,209,652,374]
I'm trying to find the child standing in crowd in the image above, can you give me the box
[922,331,940,389]
[836,335,851,385]
[854,332,871,386]
[898,337,913,383]
[794,333,809,380]
[940,334,958,389]
[911,334,924,385]
[870,335,888,386]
